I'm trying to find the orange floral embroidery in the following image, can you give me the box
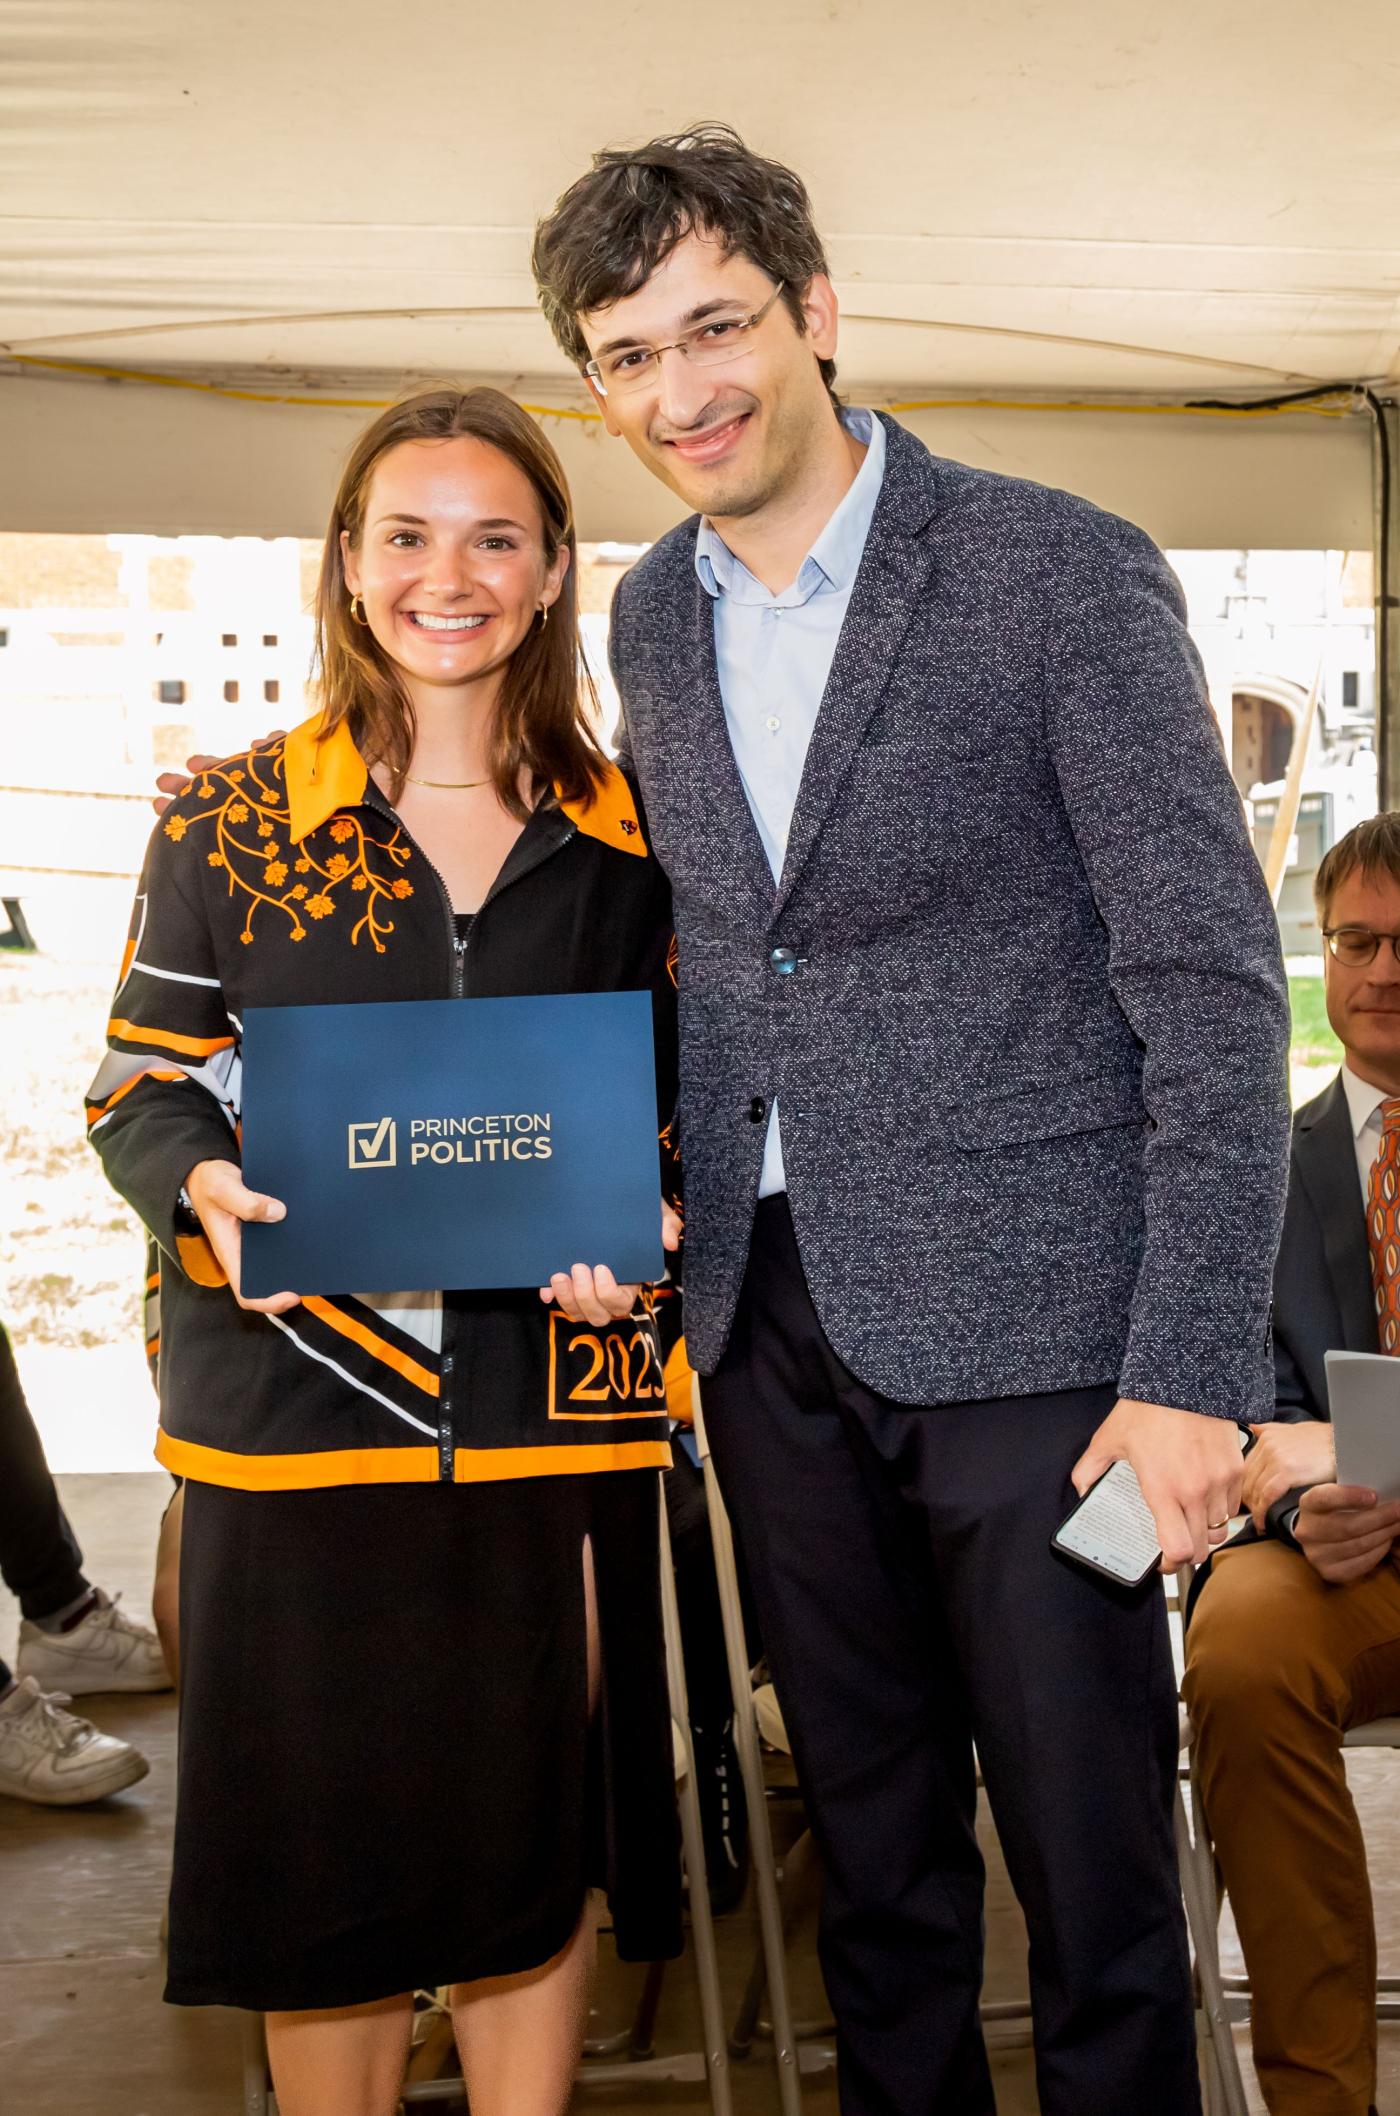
[158,748,414,952]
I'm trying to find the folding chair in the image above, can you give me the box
[1176,1558,1400,2114]
[239,1477,734,2115]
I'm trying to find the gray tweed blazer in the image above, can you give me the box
[610,414,1291,1417]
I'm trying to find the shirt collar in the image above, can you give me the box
[1341,1061,1393,1138]
[282,710,646,855]
[694,407,885,606]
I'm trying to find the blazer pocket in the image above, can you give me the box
[956,1072,1147,1150]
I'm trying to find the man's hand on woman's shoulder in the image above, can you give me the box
[153,733,286,816]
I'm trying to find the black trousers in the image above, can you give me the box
[0,1325,88,1629]
[703,1199,1198,2116]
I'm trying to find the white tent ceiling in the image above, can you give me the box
[3,0,1398,544]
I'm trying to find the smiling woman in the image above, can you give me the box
[316,387,604,819]
[83,383,685,2116]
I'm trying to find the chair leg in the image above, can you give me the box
[702,1455,804,2116]
[241,2012,273,2116]
[629,1957,667,2057]
[1175,1779,1249,2116]
[659,1490,735,2116]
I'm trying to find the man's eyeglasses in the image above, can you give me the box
[584,283,787,397]
[1324,926,1400,968]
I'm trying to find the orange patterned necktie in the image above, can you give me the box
[1366,1097,1400,1353]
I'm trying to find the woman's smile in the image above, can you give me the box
[402,609,491,634]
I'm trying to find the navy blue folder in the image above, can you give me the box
[240,992,664,1297]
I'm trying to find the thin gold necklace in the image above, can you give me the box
[403,772,491,790]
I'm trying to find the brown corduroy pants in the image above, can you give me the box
[1182,1538,1400,2116]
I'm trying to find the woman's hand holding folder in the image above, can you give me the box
[186,1159,301,1316]
[540,1201,682,1325]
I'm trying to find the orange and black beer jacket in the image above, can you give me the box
[87,714,682,1493]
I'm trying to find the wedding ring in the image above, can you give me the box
[1207,1519,1230,1531]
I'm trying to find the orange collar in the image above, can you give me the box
[283,712,646,856]
[283,715,368,844]
[558,767,647,856]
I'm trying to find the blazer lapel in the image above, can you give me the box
[774,418,941,918]
[1294,1075,1379,1353]
[673,549,776,918]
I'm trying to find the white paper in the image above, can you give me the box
[1323,1351,1400,1501]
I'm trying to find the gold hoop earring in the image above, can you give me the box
[349,595,369,626]
[537,603,549,631]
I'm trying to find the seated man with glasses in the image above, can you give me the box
[1183,812,1400,2116]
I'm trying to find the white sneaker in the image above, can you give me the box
[17,1590,172,1696]
[0,1679,150,1805]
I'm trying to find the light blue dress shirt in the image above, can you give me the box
[694,407,886,1197]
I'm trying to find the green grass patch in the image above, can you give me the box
[1288,974,1343,1068]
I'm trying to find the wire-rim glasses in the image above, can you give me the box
[585,283,787,397]
[1324,925,1400,967]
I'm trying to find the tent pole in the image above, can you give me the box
[1375,398,1399,812]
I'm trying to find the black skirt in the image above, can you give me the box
[167,1471,682,2011]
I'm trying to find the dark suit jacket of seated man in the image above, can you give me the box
[1183,817,1400,2116]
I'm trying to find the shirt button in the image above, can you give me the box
[766,715,781,732]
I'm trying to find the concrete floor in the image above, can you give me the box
[3,1474,1398,2116]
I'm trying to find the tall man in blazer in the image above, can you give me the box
[1184,818,1400,2116]
[531,127,1292,2116]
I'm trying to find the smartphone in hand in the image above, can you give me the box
[1051,1429,1253,1588]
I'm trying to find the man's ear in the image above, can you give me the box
[799,273,840,365]
[584,372,624,440]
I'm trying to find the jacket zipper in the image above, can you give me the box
[364,786,576,1482]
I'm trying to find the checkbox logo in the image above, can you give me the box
[348,1117,397,1169]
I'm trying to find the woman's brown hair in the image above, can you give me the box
[315,385,607,818]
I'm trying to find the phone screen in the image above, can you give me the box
[1053,1459,1161,1586]
[1052,1427,1253,1587]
